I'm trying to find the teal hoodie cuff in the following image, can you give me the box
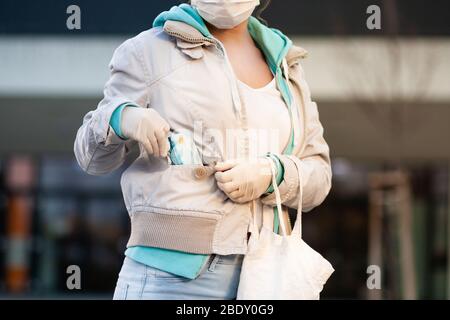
[109,103,138,139]
[264,153,285,194]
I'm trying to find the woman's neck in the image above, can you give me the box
[207,20,252,45]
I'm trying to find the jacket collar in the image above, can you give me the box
[162,19,308,65]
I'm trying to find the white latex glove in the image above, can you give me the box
[121,107,170,157]
[214,158,272,204]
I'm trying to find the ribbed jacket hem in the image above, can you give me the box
[126,210,248,255]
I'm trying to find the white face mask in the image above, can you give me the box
[191,0,260,29]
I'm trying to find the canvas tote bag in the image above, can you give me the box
[236,155,334,300]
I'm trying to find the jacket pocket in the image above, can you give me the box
[121,159,236,217]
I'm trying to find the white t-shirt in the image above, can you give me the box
[237,77,291,231]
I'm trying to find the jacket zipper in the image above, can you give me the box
[286,208,292,232]
[165,28,242,113]
[213,42,250,158]
[166,28,249,155]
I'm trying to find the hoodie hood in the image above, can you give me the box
[153,4,292,74]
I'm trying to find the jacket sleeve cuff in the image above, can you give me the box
[260,154,299,206]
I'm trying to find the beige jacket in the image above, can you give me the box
[74,20,332,255]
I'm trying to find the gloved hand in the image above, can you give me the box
[214,158,273,204]
[120,107,171,157]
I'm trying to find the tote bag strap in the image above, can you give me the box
[282,155,303,238]
[269,159,288,236]
[250,158,287,237]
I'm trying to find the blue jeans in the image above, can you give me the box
[113,254,244,300]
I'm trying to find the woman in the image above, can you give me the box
[74,0,331,300]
